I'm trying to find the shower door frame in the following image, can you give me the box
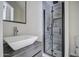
[43,2,65,57]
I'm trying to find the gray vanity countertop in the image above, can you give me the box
[4,41,42,57]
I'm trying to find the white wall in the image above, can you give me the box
[69,1,79,56]
[65,1,69,57]
[0,2,3,57]
[3,1,43,42]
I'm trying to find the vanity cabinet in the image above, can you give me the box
[4,41,42,57]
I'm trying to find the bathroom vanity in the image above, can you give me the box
[4,41,42,57]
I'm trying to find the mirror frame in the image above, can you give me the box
[3,1,26,24]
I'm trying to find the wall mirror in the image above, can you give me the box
[3,1,26,24]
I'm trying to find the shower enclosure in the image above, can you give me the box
[43,1,64,57]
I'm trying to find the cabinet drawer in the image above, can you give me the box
[13,42,42,57]
[14,46,42,57]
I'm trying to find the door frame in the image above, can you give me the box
[43,2,65,57]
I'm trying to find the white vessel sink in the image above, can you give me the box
[4,35,38,50]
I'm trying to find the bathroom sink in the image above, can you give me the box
[4,35,38,50]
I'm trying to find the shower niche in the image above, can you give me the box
[43,1,64,57]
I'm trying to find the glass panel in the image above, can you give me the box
[43,1,53,55]
[43,1,64,57]
[53,19,62,57]
[52,2,63,57]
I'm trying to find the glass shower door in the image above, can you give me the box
[53,19,62,56]
[52,2,64,57]
[44,10,53,56]
[43,1,53,56]
[43,1,64,57]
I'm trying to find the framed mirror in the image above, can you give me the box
[3,1,26,24]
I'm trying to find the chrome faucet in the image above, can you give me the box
[13,26,18,36]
